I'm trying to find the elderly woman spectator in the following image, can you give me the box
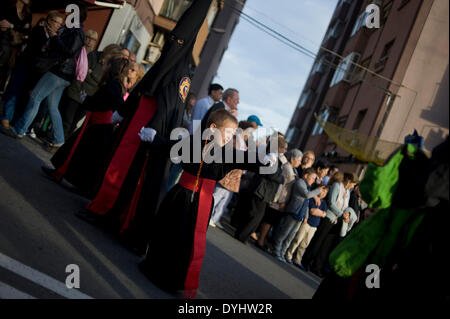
[85,30,98,54]
[60,43,123,139]
[297,150,315,177]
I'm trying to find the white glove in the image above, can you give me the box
[138,127,157,143]
[263,153,277,167]
[111,111,124,124]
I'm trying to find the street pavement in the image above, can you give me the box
[0,132,320,299]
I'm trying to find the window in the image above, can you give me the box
[160,0,193,21]
[376,93,395,137]
[206,0,219,29]
[324,20,344,42]
[122,31,141,55]
[382,1,393,25]
[312,55,329,74]
[337,115,348,128]
[312,108,330,136]
[352,56,371,83]
[337,0,351,8]
[381,40,395,58]
[297,90,314,109]
[374,40,394,70]
[398,0,411,10]
[286,127,298,143]
[330,52,361,87]
[352,109,367,130]
[351,11,369,37]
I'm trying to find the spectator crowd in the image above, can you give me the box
[1,0,443,302]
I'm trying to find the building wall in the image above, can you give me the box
[190,0,246,98]
[379,0,449,152]
[98,2,153,62]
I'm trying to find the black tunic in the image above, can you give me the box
[139,136,268,293]
[94,0,213,249]
[50,80,124,196]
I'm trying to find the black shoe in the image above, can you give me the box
[75,209,99,224]
[41,166,58,180]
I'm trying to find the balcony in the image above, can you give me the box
[346,26,371,54]
[324,81,349,109]
[331,0,351,23]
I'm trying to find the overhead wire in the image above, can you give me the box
[226,0,415,93]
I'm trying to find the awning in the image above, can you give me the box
[31,0,125,12]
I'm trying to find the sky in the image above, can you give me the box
[213,0,338,134]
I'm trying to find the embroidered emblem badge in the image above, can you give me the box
[179,77,191,103]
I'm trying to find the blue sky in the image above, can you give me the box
[213,0,338,134]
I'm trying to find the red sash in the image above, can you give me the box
[52,110,112,181]
[118,155,149,233]
[178,171,216,299]
[86,96,157,215]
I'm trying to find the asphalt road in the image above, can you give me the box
[0,132,320,299]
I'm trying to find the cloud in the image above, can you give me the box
[214,0,338,133]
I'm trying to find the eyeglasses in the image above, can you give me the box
[49,18,63,26]
[86,36,97,41]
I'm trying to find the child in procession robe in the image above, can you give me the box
[137,109,275,298]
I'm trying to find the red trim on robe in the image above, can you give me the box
[52,110,113,181]
[178,171,216,299]
[86,96,157,215]
[119,155,150,233]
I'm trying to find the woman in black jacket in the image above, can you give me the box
[1,11,64,130]
[6,4,87,151]
[234,134,286,244]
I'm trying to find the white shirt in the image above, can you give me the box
[189,96,214,134]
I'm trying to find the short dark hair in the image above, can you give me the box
[344,172,359,183]
[238,121,254,130]
[302,168,316,177]
[314,160,330,170]
[206,109,238,128]
[208,83,224,95]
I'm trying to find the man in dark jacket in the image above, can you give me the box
[234,134,286,244]
[200,88,239,133]
[7,4,87,151]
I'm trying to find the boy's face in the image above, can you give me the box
[211,120,238,146]
[317,167,329,179]
[319,188,328,199]
[304,173,317,186]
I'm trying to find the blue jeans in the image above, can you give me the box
[14,72,69,144]
[273,215,302,258]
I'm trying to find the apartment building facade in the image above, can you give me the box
[286,0,449,174]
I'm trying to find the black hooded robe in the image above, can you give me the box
[84,0,213,252]
[50,79,125,196]
[138,135,269,297]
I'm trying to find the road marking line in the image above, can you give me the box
[0,252,93,299]
[0,281,36,299]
